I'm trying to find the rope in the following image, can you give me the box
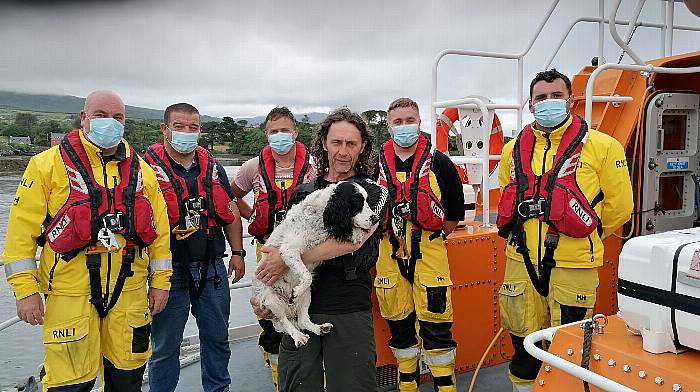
[580,320,595,392]
[468,327,503,392]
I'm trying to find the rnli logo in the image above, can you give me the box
[377,277,390,285]
[66,166,88,194]
[569,198,593,227]
[501,283,516,292]
[47,215,71,242]
[430,200,445,219]
[558,153,581,178]
[509,158,515,180]
[136,170,143,192]
[52,327,76,339]
[151,164,170,183]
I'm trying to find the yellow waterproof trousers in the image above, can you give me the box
[41,288,152,391]
[498,257,599,388]
[375,230,456,392]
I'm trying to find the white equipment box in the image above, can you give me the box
[618,228,700,354]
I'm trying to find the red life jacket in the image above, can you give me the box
[248,141,311,238]
[144,144,235,231]
[44,129,158,256]
[496,114,600,239]
[378,134,445,232]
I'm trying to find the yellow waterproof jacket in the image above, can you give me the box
[498,116,633,268]
[3,130,172,300]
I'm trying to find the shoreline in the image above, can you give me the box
[0,155,253,174]
[0,156,31,173]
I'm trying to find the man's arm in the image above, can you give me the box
[224,204,245,283]
[4,156,49,325]
[216,163,245,282]
[598,138,634,238]
[231,181,253,220]
[498,140,515,190]
[433,152,465,234]
[141,162,172,315]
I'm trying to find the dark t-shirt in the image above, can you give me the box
[290,175,388,314]
[168,156,235,265]
[375,149,465,222]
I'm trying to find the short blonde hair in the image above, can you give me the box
[387,97,419,116]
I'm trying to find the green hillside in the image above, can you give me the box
[0,91,220,121]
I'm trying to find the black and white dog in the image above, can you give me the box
[252,181,379,347]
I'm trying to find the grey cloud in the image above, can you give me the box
[0,0,698,133]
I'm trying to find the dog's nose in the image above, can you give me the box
[370,214,379,224]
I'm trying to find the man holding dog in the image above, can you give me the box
[374,98,465,392]
[253,108,387,392]
[233,106,315,389]
[146,103,244,392]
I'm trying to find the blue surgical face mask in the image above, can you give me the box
[87,118,124,149]
[392,124,420,148]
[533,99,569,128]
[169,130,200,154]
[268,132,295,154]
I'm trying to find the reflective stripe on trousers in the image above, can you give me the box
[421,348,455,366]
[392,346,420,359]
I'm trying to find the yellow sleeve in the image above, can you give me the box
[498,139,515,190]
[599,138,634,238]
[2,156,49,299]
[140,160,173,291]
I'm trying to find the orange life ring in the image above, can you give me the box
[436,107,504,177]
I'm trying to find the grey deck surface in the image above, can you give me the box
[153,337,512,392]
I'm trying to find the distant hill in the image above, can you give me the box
[236,112,327,126]
[0,91,220,122]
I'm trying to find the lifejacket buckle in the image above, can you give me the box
[184,210,201,231]
[185,196,206,213]
[102,212,124,232]
[544,232,559,249]
[517,198,546,218]
[274,209,287,223]
[392,202,411,219]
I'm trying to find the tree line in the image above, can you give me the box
[0,110,463,156]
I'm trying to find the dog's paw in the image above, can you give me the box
[319,323,334,335]
[292,332,310,347]
[291,286,305,301]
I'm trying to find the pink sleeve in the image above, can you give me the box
[234,157,258,193]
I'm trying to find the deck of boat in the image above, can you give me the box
[149,335,512,392]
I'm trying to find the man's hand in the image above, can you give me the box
[255,245,289,285]
[228,255,245,283]
[148,288,169,316]
[250,297,273,319]
[16,293,44,325]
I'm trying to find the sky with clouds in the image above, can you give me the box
[1,0,699,133]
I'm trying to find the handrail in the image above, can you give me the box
[524,317,636,392]
[584,63,700,125]
[610,0,645,65]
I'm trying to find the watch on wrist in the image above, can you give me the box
[231,249,246,258]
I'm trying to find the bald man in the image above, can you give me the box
[3,90,173,391]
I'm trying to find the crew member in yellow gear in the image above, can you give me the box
[496,70,633,392]
[375,98,465,392]
[3,90,172,392]
[232,107,314,390]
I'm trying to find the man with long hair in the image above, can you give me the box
[253,108,387,392]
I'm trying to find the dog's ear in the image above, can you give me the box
[323,187,354,241]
